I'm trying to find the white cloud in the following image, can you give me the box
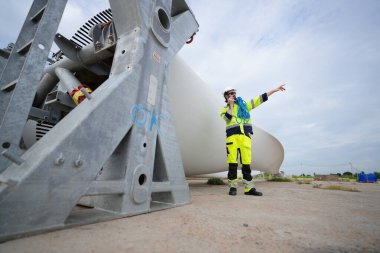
[303,123,316,129]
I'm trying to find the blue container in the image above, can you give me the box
[358,173,377,183]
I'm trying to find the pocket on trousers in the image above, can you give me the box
[243,136,251,148]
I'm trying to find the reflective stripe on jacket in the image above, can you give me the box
[219,93,268,137]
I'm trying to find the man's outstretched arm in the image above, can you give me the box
[267,84,286,97]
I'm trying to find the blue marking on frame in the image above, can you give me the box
[130,104,148,128]
[149,107,157,131]
[130,104,165,132]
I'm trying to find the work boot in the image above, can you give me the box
[244,188,263,196]
[229,187,237,196]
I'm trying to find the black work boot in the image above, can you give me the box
[229,187,237,196]
[244,188,263,196]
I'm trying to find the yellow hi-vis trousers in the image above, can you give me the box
[226,134,251,165]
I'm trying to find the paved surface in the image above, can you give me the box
[1,180,379,253]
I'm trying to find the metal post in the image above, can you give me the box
[0,0,68,173]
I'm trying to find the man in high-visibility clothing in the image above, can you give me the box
[220,84,286,196]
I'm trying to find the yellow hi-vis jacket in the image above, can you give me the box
[219,93,268,137]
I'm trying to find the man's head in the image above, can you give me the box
[223,86,236,103]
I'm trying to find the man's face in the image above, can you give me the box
[227,90,236,101]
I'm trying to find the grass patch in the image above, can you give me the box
[207,178,225,185]
[297,179,313,184]
[267,177,292,182]
[313,184,360,192]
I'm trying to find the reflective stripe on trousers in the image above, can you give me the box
[243,179,255,193]
[228,179,238,188]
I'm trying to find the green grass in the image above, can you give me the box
[292,175,314,179]
[207,178,225,185]
[267,177,293,182]
[297,179,313,184]
[313,184,360,192]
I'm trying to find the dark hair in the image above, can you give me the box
[223,92,229,103]
[224,91,236,103]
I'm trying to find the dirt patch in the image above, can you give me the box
[0,181,379,253]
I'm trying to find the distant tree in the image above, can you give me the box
[337,173,342,177]
[374,172,380,179]
[343,171,353,176]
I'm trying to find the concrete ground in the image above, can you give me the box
[0,180,379,253]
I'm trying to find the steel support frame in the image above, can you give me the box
[0,0,198,242]
[0,0,68,172]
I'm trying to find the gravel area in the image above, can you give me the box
[1,180,379,253]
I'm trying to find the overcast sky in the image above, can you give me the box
[1,0,379,175]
